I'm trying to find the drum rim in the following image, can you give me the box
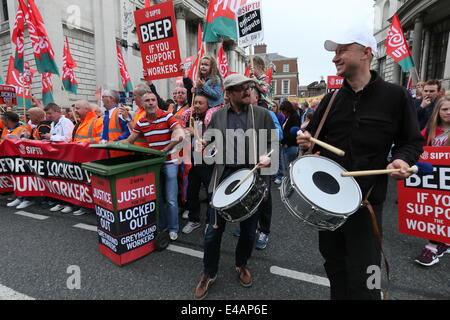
[218,185,267,223]
[211,168,258,211]
[288,155,363,216]
[280,176,348,231]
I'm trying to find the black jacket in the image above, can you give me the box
[306,71,424,204]
[281,112,301,147]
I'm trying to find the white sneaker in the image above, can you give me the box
[16,200,35,209]
[182,221,201,234]
[61,206,73,214]
[7,198,22,207]
[169,232,178,241]
[50,204,64,212]
[274,178,282,185]
[182,210,189,220]
[73,208,88,216]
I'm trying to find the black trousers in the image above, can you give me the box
[186,165,213,223]
[319,203,383,300]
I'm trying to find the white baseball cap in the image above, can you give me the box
[324,29,378,56]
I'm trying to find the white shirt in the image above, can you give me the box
[50,115,75,142]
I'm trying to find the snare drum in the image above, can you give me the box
[280,155,362,231]
[211,169,268,223]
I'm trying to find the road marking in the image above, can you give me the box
[0,284,35,300]
[15,211,49,221]
[270,266,330,287]
[167,244,204,259]
[73,223,97,232]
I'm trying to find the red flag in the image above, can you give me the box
[144,0,151,7]
[116,43,133,92]
[12,0,28,73]
[25,0,59,74]
[244,67,251,77]
[217,43,229,79]
[188,24,205,83]
[62,37,78,94]
[23,62,37,85]
[42,73,54,105]
[5,56,32,108]
[266,67,273,83]
[385,13,415,72]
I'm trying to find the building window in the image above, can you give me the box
[282,80,290,95]
[1,0,8,22]
[430,29,449,80]
[283,64,289,73]
[378,57,386,80]
[272,80,277,95]
[382,0,390,28]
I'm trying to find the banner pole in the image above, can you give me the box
[249,45,254,74]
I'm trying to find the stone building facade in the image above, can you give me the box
[373,0,450,90]
[0,0,247,106]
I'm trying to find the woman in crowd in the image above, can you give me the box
[274,101,300,185]
[415,94,450,266]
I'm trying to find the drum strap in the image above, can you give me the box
[362,186,390,300]
[305,90,339,155]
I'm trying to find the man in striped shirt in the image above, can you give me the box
[121,92,185,241]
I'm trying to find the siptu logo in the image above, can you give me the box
[18,144,26,155]
[421,151,429,160]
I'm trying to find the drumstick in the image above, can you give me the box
[231,150,274,193]
[341,167,418,177]
[297,130,345,157]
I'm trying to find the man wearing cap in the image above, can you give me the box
[194,74,278,300]
[297,31,423,299]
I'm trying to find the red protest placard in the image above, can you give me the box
[398,146,450,243]
[0,85,17,105]
[115,173,157,211]
[327,76,344,90]
[134,1,182,81]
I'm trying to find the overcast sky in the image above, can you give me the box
[260,0,375,85]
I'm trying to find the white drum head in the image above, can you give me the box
[290,156,362,215]
[212,169,254,209]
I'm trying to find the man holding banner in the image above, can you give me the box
[297,29,424,300]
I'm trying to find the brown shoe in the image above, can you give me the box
[236,266,253,287]
[194,274,217,300]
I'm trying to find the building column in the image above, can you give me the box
[93,0,119,92]
[442,32,450,90]
[175,6,187,60]
[420,30,431,82]
[412,14,424,83]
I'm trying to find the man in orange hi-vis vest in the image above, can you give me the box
[0,111,26,142]
[168,87,190,126]
[72,100,102,143]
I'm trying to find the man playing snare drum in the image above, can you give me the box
[194,74,278,300]
[297,29,424,300]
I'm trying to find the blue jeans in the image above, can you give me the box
[203,167,259,277]
[159,164,179,233]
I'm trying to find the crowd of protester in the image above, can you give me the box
[1,54,449,297]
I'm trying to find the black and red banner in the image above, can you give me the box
[0,139,108,208]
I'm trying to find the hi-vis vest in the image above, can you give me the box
[0,124,26,142]
[72,111,102,143]
[167,103,189,126]
[106,107,123,141]
[132,108,148,148]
